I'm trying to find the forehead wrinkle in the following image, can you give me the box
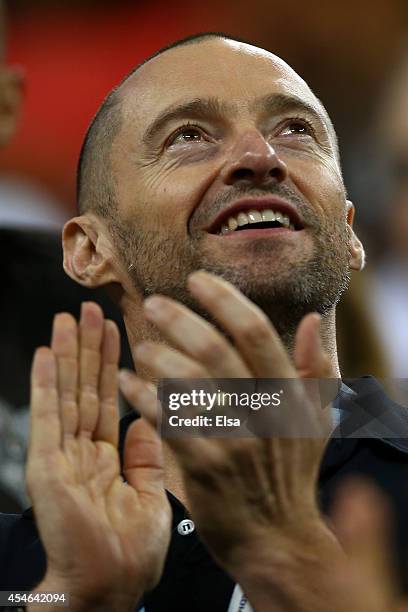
[142,96,233,146]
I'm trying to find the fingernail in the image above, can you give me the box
[144,296,165,315]
[119,369,133,389]
[188,269,208,280]
[118,370,130,386]
[188,270,213,291]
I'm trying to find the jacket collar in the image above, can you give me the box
[336,375,408,453]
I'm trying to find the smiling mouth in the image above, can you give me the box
[214,208,302,235]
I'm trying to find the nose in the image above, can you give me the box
[221,131,288,186]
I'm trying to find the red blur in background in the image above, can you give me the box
[0,1,230,212]
[0,0,407,216]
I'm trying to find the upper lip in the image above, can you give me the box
[205,197,305,234]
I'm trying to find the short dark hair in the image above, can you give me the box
[76,32,244,217]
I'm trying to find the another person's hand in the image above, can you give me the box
[332,478,402,612]
[119,271,344,611]
[27,303,171,612]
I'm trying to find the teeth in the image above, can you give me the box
[217,208,296,234]
[237,212,249,226]
[248,209,262,223]
[228,217,238,231]
[261,209,276,222]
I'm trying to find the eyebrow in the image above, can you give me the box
[142,92,327,146]
[251,92,326,127]
[142,97,231,146]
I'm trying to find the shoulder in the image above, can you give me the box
[321,375,408,508]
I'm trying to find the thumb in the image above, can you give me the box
[119,369,159,427]
[294,313,335,378]
[123,417,165,499]
[294,313,339,417]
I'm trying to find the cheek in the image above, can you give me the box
[141,160,218,226]
[288,156,346,219]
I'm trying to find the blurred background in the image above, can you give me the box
[1,0,408,509]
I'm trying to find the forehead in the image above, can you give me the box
[119,39,322,126]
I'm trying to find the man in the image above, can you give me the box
[4,33,408,611]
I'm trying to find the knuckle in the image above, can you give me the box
[99,397,117,410]
[184,364,206,378]
[194,338,226,365]
[239,313,270,346]
[78,428,94,439]
[188,454,233,484]
[80,385,99,400]
[60,391,77,404]
[215,282,233,301]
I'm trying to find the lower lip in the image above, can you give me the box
[214,227,302,238]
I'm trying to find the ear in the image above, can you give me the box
[346,200,365,271]
[62,215,120,287]
[0,67,24,146]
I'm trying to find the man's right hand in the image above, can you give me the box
[26,303,171,612]
[119,272,343,612]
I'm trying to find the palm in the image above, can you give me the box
[27,304,171,605]
[58,438,119,488]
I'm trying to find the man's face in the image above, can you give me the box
[109,39,352,329]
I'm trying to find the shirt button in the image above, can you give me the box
[177,518,195,535]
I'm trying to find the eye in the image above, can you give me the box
[278,119,315,137]
[167,124,205,147]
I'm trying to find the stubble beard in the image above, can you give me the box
[109,211,350,349]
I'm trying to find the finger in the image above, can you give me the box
[119,370,210,467]
[133,341,209,380]
[119,370,159,427]
[133,341,223,439]
[294,313,335,378]
[78,302,104,438]
[294,313,338,429]
[143,295,250,378]
[332,478,397,603]
[94,320,120,446]
[186,270,294,377]
[51,312,79,438]
[29,347,61,456]
[123,417,166,498]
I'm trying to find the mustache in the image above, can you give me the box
[191,183,319,230]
